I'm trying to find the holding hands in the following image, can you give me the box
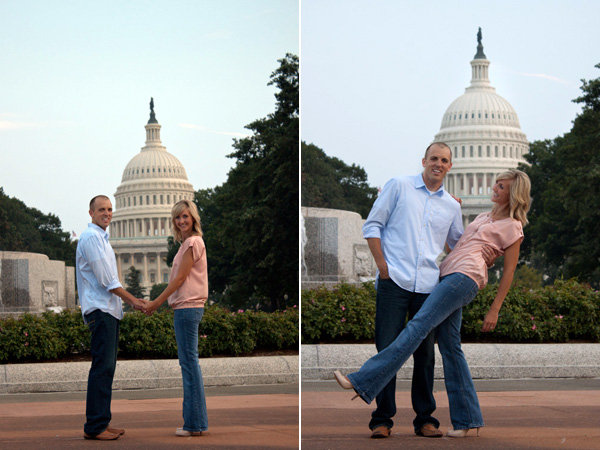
[143,300,160,316]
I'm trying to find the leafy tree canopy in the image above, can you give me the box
[301,142,378,218]
[190,54,299,311]
[520,63,600,287]
[0,187,76,265]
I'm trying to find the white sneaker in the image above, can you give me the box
[175,428,203,437]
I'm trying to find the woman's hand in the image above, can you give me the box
[144,300,160,316]
[481,309,499,332]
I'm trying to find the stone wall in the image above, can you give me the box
[0,251,76,315]
[301,207,376,289]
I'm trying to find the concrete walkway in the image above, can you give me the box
[302,380,600,449]
[302,343,600,380]
[0,384,299,449]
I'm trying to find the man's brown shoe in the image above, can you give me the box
[371,426,391,438]
[107,426,125,436]
[83,430,121,440]
[416,423,443,438]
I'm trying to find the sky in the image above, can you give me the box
[301,0,600,190]
[1,0,298,235]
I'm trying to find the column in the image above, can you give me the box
[142,218,147,236]
[143,254,148,287]
[462,173,468,195]
[474,172,479,195]
[156,252,162,283]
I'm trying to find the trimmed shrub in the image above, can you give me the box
[0,306,298,363]
[301,279,600,344]
[301,282,376,343]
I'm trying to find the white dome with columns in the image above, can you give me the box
[110,99,195,293]
[434,28,528,225]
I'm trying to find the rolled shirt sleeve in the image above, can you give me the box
[362,178,400,240]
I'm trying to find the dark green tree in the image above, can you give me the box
[186,54,298,311]
[124,266,145,298]
[0,187,76,265]
[301,142,379,218]
[520,63,600,287]
[149,283,168,300]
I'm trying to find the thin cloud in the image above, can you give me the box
[517,72,570,85]
[178,123,249,138]
[0,120,39,130]
[0,115,76,130]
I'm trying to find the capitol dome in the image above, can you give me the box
[110,99,195,291]
[434,28,528,224]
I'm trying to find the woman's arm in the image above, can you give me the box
[145,247,195,314]
[481,239,521,332]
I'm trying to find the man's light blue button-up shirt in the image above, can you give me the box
[362,174,463,294]
[76,223,123,322]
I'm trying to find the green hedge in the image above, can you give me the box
[301,279,600,344]
[0,306,298,363]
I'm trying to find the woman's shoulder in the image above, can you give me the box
[182,234,205,249]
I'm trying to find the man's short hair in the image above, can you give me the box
[89,195,110,211]
[424,142,451,160]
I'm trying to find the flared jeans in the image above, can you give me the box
[348,272,485,431]
[174,307,208,432]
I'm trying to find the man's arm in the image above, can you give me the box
[363,179,400,280]
[367,238,389,279]
[110,287,147,311]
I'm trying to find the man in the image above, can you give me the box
[362,142,463,439]
[76,195,147,440]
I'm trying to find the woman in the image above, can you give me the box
[145,200,208,437]
[334,169,531,437]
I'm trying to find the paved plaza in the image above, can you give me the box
[302,379,600,450]
[0,384,299,449]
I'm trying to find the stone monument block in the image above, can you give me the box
[302,207,376,289]
[0,252,76,316]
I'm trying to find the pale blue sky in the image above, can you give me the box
[301,0,600,190]
[1,0,298,235]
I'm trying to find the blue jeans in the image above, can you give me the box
[369,278,438,432]
[84,310,119,436]
[437,306,484,430]
[174,307,208,432]
[348,273,484,431]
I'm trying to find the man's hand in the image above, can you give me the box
[481,244,499,268]
[481,309,499,332]
[377,262,390,280]
[450,194,462,205]
[131,298,148,312]
[144,300,160,316]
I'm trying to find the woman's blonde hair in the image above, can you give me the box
[494,169,531,226]
[170,199,203,242]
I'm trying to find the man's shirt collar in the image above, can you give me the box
[414,173,445,196]
[88,223,110,240]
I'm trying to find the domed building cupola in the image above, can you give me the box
[434,28,529,225]
[110,99,195,292]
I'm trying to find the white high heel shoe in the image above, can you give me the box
[446,427,480,438]
[333,370,360,400]
[333,370,353,389]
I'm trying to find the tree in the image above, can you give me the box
[301,142,378,218]
[0,187,76,265]
[149,283,168,300]
[189,54,299,311]
[520,63,600,287]
[124,266,145,298]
